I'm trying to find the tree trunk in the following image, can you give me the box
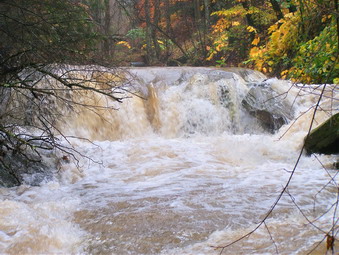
[164,0,172,37]
[241,1,255,27]
[151,0,161,61]
[269,0,284,20]
[241,0,255,41]
[335,0,339,45]
[203,0,210,27]
[163,0,172,59]
[144,0,153,64]
[298,0,306,36]
[193,0,201,23]
[103,0,112,58]
[286,0,297,12]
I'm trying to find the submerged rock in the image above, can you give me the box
[304,113,339,155]
[242,84,294,132]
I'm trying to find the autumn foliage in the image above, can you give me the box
[117,0,337,83]
[58,0,339,84]
[206,0,338,83]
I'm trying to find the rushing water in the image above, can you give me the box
[0,67,338,255]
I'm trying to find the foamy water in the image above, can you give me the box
[0,67,338,255]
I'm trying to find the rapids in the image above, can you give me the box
[0,67,338,255]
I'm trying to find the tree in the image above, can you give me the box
[0,0,129,186]
[82,0,131,63]
[269,0,284,20]
[206,1,270,65]
[124,0,213,65]
[205,0,338,84]
[247,0,338,83]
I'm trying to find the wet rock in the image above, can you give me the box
[0,87,11,119]
[0,145,55,187]
[222,67,267,83]
[0,165,20,187]
[304,113,339,155]
[242,85,294,133]
[130,62,146,67]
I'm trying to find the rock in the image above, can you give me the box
[0,166,21,187]
[0,152,53,187]
[0,140,55,187]
[242,85,294,132]
[304,113,339,155]
[222,67,267,83]
[130,62,146,67]
[0,87,11,120]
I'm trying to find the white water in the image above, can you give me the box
[0,67,338,255]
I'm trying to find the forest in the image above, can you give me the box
[1,0,338,85]
[107,0,339,85]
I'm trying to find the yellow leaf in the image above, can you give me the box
[249,47,259,57]
[281,70,288,76]
[117,41,131,49]
[268,24,278,34]
[252,37,260,46]
[206,53,214,61]
[247,26,257,33]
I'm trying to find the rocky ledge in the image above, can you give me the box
[304,112,339,155]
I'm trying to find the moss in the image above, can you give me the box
[304,113,339,155]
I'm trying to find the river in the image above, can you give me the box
[0,67,338,254]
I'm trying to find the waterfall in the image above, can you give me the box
[0,67,338,255]
[61,67,301,140]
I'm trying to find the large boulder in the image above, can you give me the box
[242,84,294,132]
[304,113,339,155]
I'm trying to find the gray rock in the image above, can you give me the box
[0,151,54,187]
[242,85,294,132]
[0,87,11,119]
[0,137,55,187]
